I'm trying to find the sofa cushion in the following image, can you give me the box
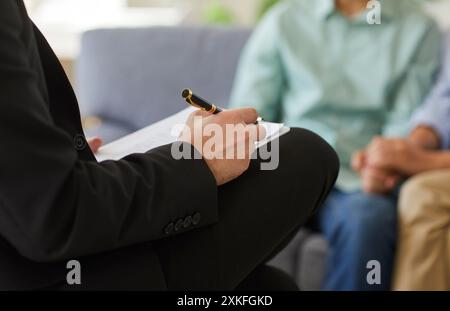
[269,230,328,291]
[297,233,328,291]
[77,26,251,142]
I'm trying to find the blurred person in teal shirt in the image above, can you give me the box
[230,0,440,290]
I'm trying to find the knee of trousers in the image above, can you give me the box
[339,193,397,242]
[258,128,339,225]
[399,172,449,225]
[280,128,340,186]
[281,129,340,218]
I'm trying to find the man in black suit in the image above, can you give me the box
[0,0,338,290]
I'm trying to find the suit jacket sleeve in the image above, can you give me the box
[0,1,218,262]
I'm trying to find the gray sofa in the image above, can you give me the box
[76,26,328,291]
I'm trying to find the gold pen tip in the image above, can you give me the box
[182,89,192,99]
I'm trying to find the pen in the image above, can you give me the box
[182,88,262,123]
[182,89,223,114]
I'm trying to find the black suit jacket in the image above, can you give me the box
[0,0,218,290]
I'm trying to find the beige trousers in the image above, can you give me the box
[393,170,450,291]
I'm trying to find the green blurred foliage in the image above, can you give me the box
[202,0,235,25]
[202,0,282,25]
[257,0,280,20]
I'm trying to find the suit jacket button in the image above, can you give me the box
[174,219,184,232]
[192,212,201,226]
[183,216,193,228]
[164,222,174,235]
[74,134,87,151]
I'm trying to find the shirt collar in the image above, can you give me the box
[314,0,396,23]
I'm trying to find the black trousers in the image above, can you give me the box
[48,128,338,291]
[153,128,339,290]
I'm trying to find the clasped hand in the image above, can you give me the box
[352,137,429,194]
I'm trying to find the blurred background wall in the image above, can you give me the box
[23,0,450,87]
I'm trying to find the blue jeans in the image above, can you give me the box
[317,189,397,291]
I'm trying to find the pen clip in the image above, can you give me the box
[185,97,203,110]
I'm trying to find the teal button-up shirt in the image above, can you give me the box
[230,0,440,191]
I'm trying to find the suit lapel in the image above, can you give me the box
[32,24,96,161]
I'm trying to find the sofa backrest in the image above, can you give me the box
[77,26,252,142]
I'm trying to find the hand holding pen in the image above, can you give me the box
[179,89,266,186]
